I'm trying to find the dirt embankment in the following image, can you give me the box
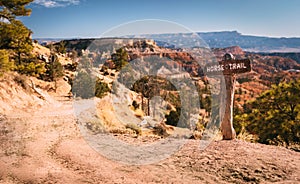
[0,75,299,183]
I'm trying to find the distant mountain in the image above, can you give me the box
[197,31,300,53]
[34,38,65,46]
[259,52,300,64]
[37,31,300,53]
[143,31,300,53]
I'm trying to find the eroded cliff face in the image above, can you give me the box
[0,74,44,115]
[129,42,299,78]
[213,46,245,59]
[0,72,72,115]
[68,38,300,110]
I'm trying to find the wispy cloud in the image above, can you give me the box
[33,0,80,8]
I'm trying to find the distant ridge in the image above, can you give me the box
[197,31,300,52]
[35,31,300,53]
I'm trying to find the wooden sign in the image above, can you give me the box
[204,59,251,75]
[204,54,252,140]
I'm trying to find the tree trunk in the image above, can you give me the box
[221,75,236,140]
[147,98,150,116]
[153,100,156,119]
[18,52,21,65]
[54,79,57,93]
[141,94,144,111]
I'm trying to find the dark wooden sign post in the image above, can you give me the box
[204,53,251,140]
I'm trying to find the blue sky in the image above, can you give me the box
[21,0,300,38]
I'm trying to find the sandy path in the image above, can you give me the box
[0,98,299,184]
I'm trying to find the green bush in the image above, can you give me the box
[125,123,141,135]
[95,79,110,98]
[112,48,128,71]
[165,108,181,127]
[200,95,211,113]
[45,55,64,81]
[85,119,105,134]
[233,112,249,135]
[16,62,46,77]
[72,71,95,99]
[237,77,251,84]
[235,80,300,147]
[132,100,139,110]
[0,50,14,76]
[13,75,30,92]
[72,71,110,99]
[57,41,66,54]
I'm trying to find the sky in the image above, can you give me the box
[21,0,300,38]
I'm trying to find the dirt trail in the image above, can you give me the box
[0,94,299,184]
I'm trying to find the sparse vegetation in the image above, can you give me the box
[44,54,64,91]
[95,79,110,98]
[46,54,64,82]
[1,21,300,183]
[57,41,66,54]
[72,71,110,99]
[153,123,169,137]
[85,119,105,134]
[165,108,180,127]
[0,0,47,78]
[125,123,141,135]
[13,75,30,91]
[237,77,251,84]
[16,61,46,77]
[72,71,95,99]
[131,75,178,116]
[132,100,139,110]
[0,19,33,65]
[0,50,14,76]
[112,48,128,71]
[200,95,211,114]
[234,80,300,147]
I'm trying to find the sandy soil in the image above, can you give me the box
[0,89,299,183]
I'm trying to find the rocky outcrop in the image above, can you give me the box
[212,46,245,60]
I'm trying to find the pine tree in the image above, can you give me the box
[0,0,33,65]
[0,0,33,22]
[0,49,14,76]
[47,54,64,91]
[0,20,33,64]
[72,71,95,99]
[112,48,128,71]
[243,80,300,146]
